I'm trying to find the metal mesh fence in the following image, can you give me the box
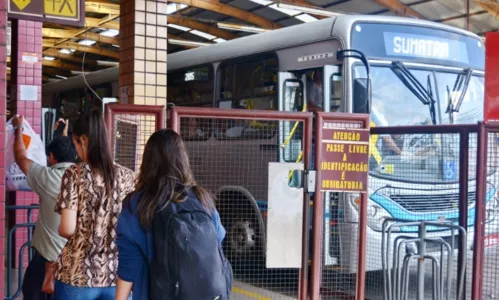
[172,108,312,300]
[481,128,499,300]
[105,104,166,173]
[361,128,482,300]
[111,113,157,172]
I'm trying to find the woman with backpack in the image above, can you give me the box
[54,110,135,299]
[115,129,232,300]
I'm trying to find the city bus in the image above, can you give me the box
[42,15,498,275]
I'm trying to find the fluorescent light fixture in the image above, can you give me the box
[44,56,55,61]
[71,71,90,75]
[269,3,299,16]
[218,22,268,33]
[295,13,318,23]
[55,75,67,80]
[166,3,188,14]
[100,29,119,37]
[169,39,211,47]
[112,44,120,48]
[276,3,342,17]
[167,24,190,31]
[214,38,227,43]
[190,30,216,40]
[79,39,96,46]
[59,49,72,54]
[97,60,119,67]
[249,0,272,6]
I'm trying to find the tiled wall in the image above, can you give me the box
[10,20,42,268]
[0,0,7,295]
[120,0,167,107]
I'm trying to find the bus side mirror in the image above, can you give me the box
[353,78,371,114]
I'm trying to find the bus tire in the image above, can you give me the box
[217,191,264,270]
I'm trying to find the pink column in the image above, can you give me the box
[10,19,42,268]
[0,0,8,296]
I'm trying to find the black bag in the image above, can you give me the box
[150,193,232,300]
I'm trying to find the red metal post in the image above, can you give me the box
[355,194,368,300]
[472,121,487,300]
[299,114,314,300]
[310,114,324,300]
[170,107,179,132]
[458,130,470,300]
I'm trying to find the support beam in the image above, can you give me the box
[373,0,425,18]
[168,0,281,29]
[42,60,84,72]
[85,17,120,30]
[42,41,120,59]
[42,49,98,65]
[168,15,238,40]
[474,0,499,18]
[85,2,121,15]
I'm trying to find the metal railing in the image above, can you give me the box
[5,204,39,300]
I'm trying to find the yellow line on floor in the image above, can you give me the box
[232,287,273,300]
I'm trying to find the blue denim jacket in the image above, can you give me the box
[116,192,226,300]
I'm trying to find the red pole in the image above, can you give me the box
[310,114,324,300]
[355,193,368,300]
[471,122,486,300]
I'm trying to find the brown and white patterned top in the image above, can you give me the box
[55,162,135,287]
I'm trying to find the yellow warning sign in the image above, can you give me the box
[12,0,30,11]
[44,0,77,17]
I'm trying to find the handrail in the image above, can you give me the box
[4,205,39,300]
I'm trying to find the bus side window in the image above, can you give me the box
[331,73,342,112]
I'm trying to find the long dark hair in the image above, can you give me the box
[73,109,116,193]
[133,129,213,228]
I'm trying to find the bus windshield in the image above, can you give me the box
[353,64,484,183]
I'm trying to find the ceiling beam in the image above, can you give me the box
[473,0,499,18]
[85,2,120,15]
[42,41,120,59]
[43,60,84,72]
[43,28,119,45]
[372,0,425,18]
[168,0,281,29]
[42,49,98,65]
[85,17,120,30]
[43,66,73,76]
[168,15,238,40]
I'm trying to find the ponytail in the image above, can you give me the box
[73,109,116,193]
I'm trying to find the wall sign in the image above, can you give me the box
[8,0,84,27]
[319,123,369,193]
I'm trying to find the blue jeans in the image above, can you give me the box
[55,281,116,300]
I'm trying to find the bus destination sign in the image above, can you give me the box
[383,32,469,64]
[319,125,369,193]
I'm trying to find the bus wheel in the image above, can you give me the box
[228,220,257,257]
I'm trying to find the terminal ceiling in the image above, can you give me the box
[28,0,499,82]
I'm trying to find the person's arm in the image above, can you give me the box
[12,115,33,175]
[55,166,78,238]
[116,278,133,300]
[381,136,402,155]
[116,208,143,299]
[211,208,226,245]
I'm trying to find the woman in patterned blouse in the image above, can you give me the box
[54,110,135,300]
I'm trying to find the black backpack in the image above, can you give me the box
[149,193,232,300]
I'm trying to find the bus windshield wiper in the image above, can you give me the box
[391,61,437,125]
[445,68,472,124]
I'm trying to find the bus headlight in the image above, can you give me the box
[351,197,393,231]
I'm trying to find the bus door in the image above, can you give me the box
[277,72,306,167]
[323,65,342,266]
